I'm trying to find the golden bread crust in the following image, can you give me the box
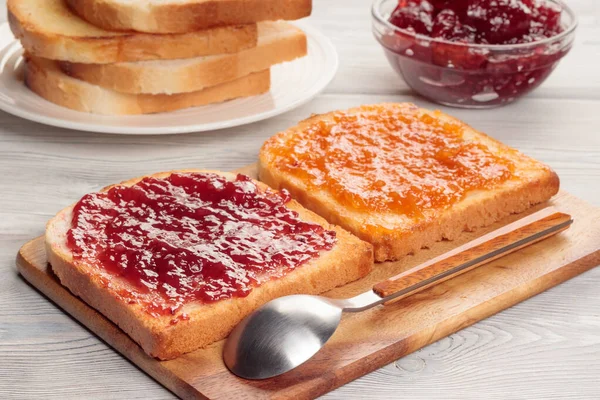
[24,56,270,115]
[7,0,258,63]
[65,0,312,34]
[59,22,307,95]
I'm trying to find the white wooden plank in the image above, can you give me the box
[0,0,599,398]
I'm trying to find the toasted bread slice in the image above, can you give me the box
[46,170,373,359]
[8,0,257,63]
[60,22,307,95]
[259,103,560,262]
[65,0,312,34]
[24,56,270,115]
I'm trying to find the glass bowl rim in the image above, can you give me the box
[372,0,578,51]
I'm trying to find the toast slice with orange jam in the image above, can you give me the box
[259,103,560,262]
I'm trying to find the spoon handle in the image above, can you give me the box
[372,207,572,304]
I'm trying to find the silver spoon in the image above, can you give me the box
[223,207,572,380]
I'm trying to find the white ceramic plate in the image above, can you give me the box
[0,21,338,135]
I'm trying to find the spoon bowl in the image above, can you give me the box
[223,295,344,380]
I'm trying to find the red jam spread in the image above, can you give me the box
[379,0,572,107]
[264,104,517,218]
[66,172,336,319]
[389,0,563,45]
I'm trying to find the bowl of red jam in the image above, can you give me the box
[372,0,577,108]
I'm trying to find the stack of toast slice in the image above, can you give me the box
[8,0,310,114]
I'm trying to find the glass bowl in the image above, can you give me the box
[372,0,578,108]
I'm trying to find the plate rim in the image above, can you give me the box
[0,21,339,135]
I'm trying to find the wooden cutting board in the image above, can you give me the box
[16,164,600,400]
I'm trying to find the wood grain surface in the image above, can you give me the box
[373,210,573,300]
[1,0,600,399]
[15,185,600,399]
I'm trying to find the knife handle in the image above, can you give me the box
[372,208,573,304]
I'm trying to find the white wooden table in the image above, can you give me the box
[1,1,599,398]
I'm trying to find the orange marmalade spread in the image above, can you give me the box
[264,104,518,219]
[66,173,336,320]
